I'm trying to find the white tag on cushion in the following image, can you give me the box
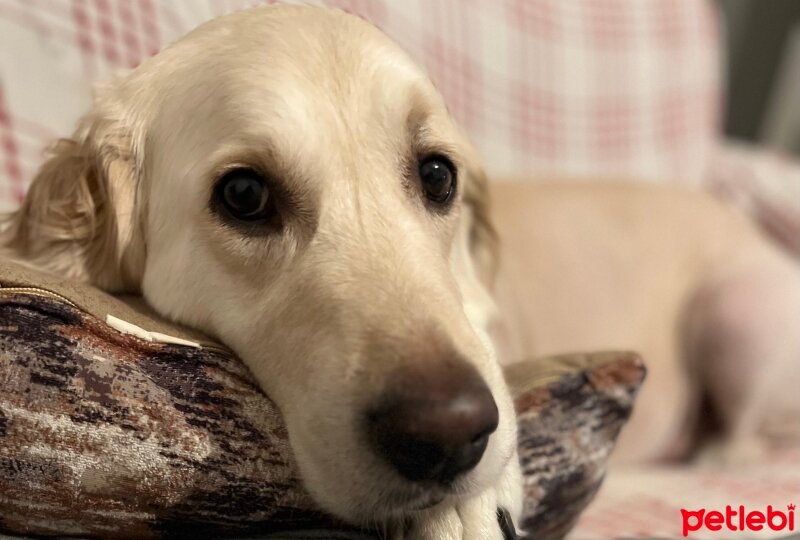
[106,313,201,348]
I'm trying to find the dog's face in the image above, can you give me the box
[4,6,516,524]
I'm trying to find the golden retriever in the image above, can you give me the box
[1,5,521,539]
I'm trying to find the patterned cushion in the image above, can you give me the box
[0,259,645,539]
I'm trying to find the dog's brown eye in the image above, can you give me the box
[216,168,270,221]
[419,156,456,205]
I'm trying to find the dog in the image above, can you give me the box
[0,5,521,539]
[490,180,800,464]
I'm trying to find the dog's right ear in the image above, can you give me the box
[1,95,145,293]
[449,134,499,332]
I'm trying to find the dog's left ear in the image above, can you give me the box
[0,84,146,293]
[451,142,498,330]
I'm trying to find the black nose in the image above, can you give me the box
[366,360,499,484]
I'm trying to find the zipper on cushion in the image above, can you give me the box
[0,286,232,354]
[0,286,80,309]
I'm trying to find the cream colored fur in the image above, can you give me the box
[0,6,520,539]
[490,180,800,464]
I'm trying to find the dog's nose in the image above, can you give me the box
[366,360,499,484]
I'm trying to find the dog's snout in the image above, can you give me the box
[366,359,499,484]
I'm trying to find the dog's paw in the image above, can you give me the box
[404,504,464,540]
[404,495,513,540]
[403,505,499,540]
[400,453,523,539]
[456,490,506,540]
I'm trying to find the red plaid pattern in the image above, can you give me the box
[0,0,729,213]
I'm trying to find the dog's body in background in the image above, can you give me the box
[491,180,800,464]
[2,4,800,539]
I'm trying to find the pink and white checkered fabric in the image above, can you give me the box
[570,446,800,539]
[0,0,723,212]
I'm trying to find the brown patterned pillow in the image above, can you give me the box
[0,260,644,539]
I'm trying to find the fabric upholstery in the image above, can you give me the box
[0,0,720,211]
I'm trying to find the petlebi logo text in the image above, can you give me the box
[681,504,796,537]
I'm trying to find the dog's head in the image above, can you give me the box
[3,5,515,524]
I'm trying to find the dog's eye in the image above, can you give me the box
[216,168,271,221]
[419,156,456,205]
